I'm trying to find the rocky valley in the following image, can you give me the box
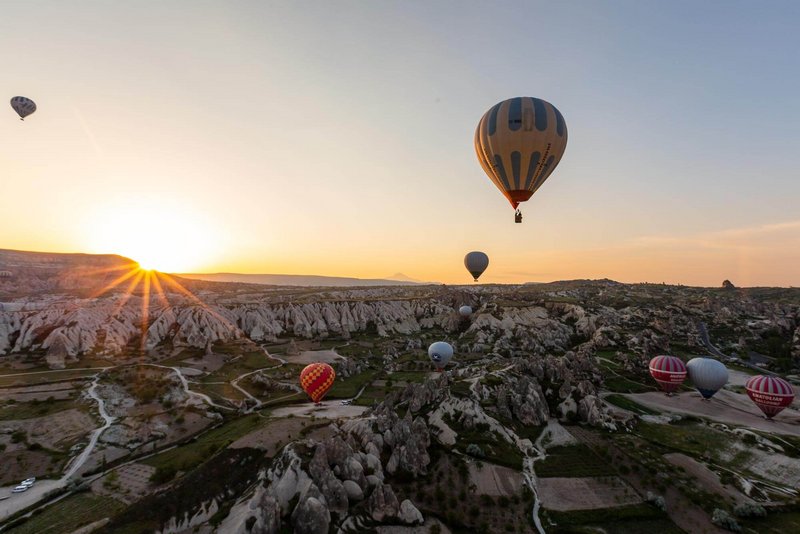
[0,250,799,533]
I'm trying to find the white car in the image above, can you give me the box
[21,478,36,487]
[11,485,28,493]
[340,400,352,406]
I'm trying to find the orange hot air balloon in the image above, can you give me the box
[300,362,336,404]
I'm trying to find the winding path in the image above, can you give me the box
[146,364,234,411]
[0,373,116,521]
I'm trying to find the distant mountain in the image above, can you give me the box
[177,272,426,287]
[0,248,138,297]
[384,272,424,283]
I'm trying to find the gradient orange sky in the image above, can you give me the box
[2,2,799,286]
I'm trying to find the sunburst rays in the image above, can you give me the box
[88,264,239,355]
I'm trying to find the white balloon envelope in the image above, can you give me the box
[686,357,728,399]
[428,341,454,371]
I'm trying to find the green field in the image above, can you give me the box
[543,504,683,533]
[597,357,656,394]
[740,510,800,534]
[7,493,125,534]
[192,381,245,403]
[0,370,97,388]
[605,394,660,416]
[353,387,388,407]
[142,413,270,473]
[634,420,730,461]
[445,416,524,469]
[535,444,617,478]
[385,370,430,384]
[326,369,381,398]
[0,397,82,421]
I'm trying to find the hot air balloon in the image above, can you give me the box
[10,96,36,120]
[648,355,687,395]
[458,305,473,317]
[745,375,795,419]
[686,357,729,400]
[475,97,568,223]
[300,362,336,404]
[464,251,489,282]
[428,341,454,372]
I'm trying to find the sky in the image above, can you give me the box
[2,1,799,286]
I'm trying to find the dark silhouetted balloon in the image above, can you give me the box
[464,251,489,282]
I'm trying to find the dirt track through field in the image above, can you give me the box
[626,389,800,437]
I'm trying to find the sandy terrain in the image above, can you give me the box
[727,442,800,488]
[377,518,452,534]
[92,462,156,504]
[468,462,523,496]
[0,450,59,486]
[538,476,642,511]
[664,453,752,505]
[178,353,227,373]
[626,389,800,437]
[271,400,368,419]
[537,419,578,449]
[230,417,333,455]
[285,350,344,365]
[2,408,97,450]
[176,366,204,377]
[727,369,754,387]
[76,444,131,478]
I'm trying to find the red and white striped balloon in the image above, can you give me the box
[648,355,687,394]
[745,375,795,419]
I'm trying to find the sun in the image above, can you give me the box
[81,198,222,273]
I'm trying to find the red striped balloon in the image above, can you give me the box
[745,375,795,419]
[300,362,336,403]
[648,355,687,394]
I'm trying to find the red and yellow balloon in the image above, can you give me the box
[300,362,336,403]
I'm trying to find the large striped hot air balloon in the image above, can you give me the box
[686,357,729,400]
[300,362,336,404]
[475,97,568,223]
[745,375,795,419]
[648,355,687,394]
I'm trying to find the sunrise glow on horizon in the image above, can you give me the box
[2,2,800,287]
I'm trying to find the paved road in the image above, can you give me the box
[697,322,776,375]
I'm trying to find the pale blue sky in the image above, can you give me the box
[2,1,799,284]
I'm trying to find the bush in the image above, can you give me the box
[712,509,741,532]
[466,443,485,458]
[150,465,177,485]
[645,491,666,512]
[11,430,26,443]
[733,503,766,518]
